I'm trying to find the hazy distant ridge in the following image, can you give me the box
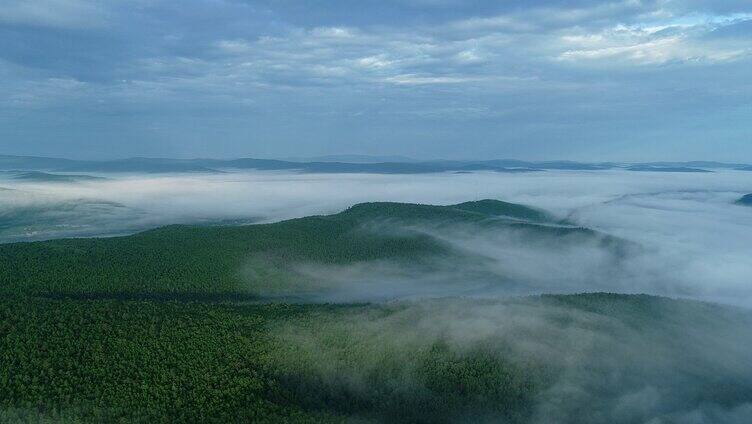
[1,154,750,174]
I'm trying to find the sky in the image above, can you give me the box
[0,0,750,161]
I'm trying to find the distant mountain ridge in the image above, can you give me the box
[626,165,712,173]
[1,171,107,182]
[285,154,418,163]
[1,154,750,175]
[737,194,752,206]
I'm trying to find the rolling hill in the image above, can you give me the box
[0,199,594,299]
[1,199,750,423]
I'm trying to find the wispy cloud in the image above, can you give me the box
[556,14,752,65]
[0,0,751,159]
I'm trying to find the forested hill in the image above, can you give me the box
[340,199,556,224]
[0,199,600,298]
[2,199,751,423]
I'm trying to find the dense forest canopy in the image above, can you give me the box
[1,199,751,423]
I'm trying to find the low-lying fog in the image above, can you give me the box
[2,170,752,306]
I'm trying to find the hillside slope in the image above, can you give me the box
[1,200,596,298]
[1,199,750,423]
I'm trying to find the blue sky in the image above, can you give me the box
[0,0,750,160]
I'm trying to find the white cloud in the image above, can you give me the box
[355,55,394,69]
[216,39,252,54]
[556,14,752,65]
[384,73,475,85]
[560,37,685,64]
[449,14,535,32]
[195,7,752,95]
[310,26,358,39]
[2,0,750,150]
[194,25,516,92]
[454,49,485,63]
[1,76,92,108]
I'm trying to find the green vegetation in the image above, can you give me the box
[1,200,750,423]
[269,294,752,423]
[452,199,553,222]
[0,297,336,423]
[338,199,555,224]
[0,200,589,298]
[1,294,750,423]
[267,301,546,423]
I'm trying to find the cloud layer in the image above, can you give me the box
[0,1,750,160]
[2,169,752,306]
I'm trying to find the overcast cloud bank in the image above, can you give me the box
[1,1,750,160]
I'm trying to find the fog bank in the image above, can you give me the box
[270,295,752,423]
[2,170,751,306]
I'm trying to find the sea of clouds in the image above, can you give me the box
[1,169,751,306]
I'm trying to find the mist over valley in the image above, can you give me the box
[2,0,751,420]
[1,159,751,422]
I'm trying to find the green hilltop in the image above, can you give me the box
[339,199,555,223]
[0,199,589,299]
